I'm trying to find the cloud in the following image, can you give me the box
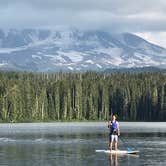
[0,0,166,47]
[1,0,165,14]
[136,32,166,48]
[0,0,165,31]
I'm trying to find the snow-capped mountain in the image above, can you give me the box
[0,29,166,72]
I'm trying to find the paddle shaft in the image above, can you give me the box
[119,136,132,150]
[120,135,139,150]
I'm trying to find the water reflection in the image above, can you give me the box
[109,154,118,166]
[0,123,166,166]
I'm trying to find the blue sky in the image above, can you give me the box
[0,0,166,47]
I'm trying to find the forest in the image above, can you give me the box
[0,71,166,122]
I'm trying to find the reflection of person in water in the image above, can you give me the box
[109,153,118,166]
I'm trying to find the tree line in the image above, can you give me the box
[0,71,166,122]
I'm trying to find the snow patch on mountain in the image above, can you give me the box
[0,62,8,67]
[57,51,84,63]
[44,54,66,63]
[68,66,74,70]
[94,47,123,56]
[81,64,88,68]
[86,60,94,64]
[32,55,42,59]
[96,64,102,68]
[0,29,165,71]
[109,56,124,66]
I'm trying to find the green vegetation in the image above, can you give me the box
[0,71,166,122]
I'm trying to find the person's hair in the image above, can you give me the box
[112,114,116,118]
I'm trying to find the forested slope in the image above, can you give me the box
[0,71,165,122]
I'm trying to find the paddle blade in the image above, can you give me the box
[127,148,133,152]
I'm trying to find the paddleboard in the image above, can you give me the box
[95,150,139,154]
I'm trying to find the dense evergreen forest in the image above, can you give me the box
[0,71,166,122]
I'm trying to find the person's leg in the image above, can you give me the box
[110,135,114,151]
[110,142,112,151]
[109,133,111,147]
[114,135,118,150]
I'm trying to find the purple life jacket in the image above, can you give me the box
[110,120,118,135]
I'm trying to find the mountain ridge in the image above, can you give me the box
[0,29,166,72]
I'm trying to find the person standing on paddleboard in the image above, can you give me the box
[108,114,120,151]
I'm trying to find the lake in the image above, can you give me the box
[0,122,166,166]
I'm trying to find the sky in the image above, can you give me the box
[0,0,166,47]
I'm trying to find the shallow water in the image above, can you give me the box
[0,122,166,166]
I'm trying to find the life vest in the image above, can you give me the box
[110,120,118,135]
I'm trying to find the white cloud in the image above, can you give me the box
[0,0,165,31]
[136,32,166,48]
[0,0,166,47]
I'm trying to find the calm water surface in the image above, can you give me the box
[0,122,166,166]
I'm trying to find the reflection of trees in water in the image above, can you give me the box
[109,154,118,166]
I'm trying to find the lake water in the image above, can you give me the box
[0,122,166,166]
